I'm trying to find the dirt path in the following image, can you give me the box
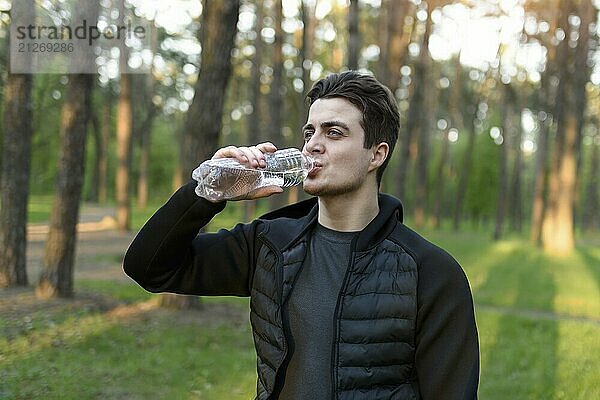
[2,204,251,338]
[26,204,136,283]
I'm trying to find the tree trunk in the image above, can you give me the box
[268,0,287,210]
[116,72,133,231]
[244,0,265,221]
[135,73,158,210]
[137,25,159,210]
[115,2,134,231]
[542,113,578,255]
[0,0,34,287]
[167,0,240,310]
[381,0,411,91]
[347,0,361,70]
[294,0,317,203]
[376,0,390,85]
[99,93,111,204]
[432,130,450,228]
[181,0,240,174]
[453,112,477,231]
[389,1,414,200]
[572,0,593,228]
[494,84,514,240]
[88,103,101,202]
[414,5,435,228]
[300,0,316,128]
[136,105,156,209]
[36,75,94,298]
[530,116,550,244]
[269,0,284,146]
[582,135,599,231]
[530,3,559,245]
[541,0,578,255]
[509,104,523,232]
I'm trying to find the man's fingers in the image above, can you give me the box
[257,142,277,153]
[240,185,283,201]
[211,143,278,168]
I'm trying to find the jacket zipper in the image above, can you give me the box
[258,233,287,400]
[330,237,357,399]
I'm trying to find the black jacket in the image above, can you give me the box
[123,180,479,399]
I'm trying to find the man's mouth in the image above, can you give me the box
[308,162,322,178]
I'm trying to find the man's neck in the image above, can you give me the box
[317,187,380,232]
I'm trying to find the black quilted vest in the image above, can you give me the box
[249,195,420,399]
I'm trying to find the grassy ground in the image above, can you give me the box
[4,196,599,399]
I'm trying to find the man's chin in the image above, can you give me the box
[303,182,344,197]
[302,181,322,196]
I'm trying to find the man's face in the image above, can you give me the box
[301,97,374,197]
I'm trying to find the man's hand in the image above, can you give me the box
[210,142,283,201]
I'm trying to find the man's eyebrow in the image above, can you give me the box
[321,120,350,131]
[301,121,350,131]
[302,123,314,131]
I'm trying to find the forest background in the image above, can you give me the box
[0,0,599,398]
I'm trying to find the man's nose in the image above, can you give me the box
[303,133,324,154]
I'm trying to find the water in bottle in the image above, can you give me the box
[192,148,314,201]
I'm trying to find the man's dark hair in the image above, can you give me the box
[306,70,400,185]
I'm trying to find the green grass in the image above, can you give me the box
[76,280,154,303]
[0,313,256,399]
[477,310,599,399]
[422,229,600,318]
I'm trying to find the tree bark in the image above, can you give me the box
[381,0,411,91]
[347,0,361,70]
[181,0,240,175]
[530,2,561,245]
[393,1,421,201]
[116,72,133,231]
[494,84,514,240]
[268,0,287,209]
[530,116,550,244]
[167,0,240,309]
[244,0,265,221]
[115,2,134,231]
[299,0,316,126]
[376,0,391,85]
[413,5,435,228]
[582,135,599,231]
[432,129,450,228]
[88,106,101,202]
[99,93,112,204]
[37,75,94,298]
[509,90,524,232]
[572,0,593,228]
[541,0,580,255]
[136,25,159,210]
[136,104,156,210]
[453,111,477,231]
[0,0,34,287]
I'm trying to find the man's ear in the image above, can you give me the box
[369,142,389,171]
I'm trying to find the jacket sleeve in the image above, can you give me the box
[414,245,480,399]
[123,180,259,296]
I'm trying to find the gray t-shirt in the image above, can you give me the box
[279,224,357,399]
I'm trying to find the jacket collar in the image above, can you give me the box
[259,194,403,252]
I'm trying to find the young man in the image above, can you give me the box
[123,71,479,399]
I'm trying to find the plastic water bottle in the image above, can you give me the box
[192,148,314,201]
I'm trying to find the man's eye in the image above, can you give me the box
[328,130,343,136]
[303,131,314,140]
